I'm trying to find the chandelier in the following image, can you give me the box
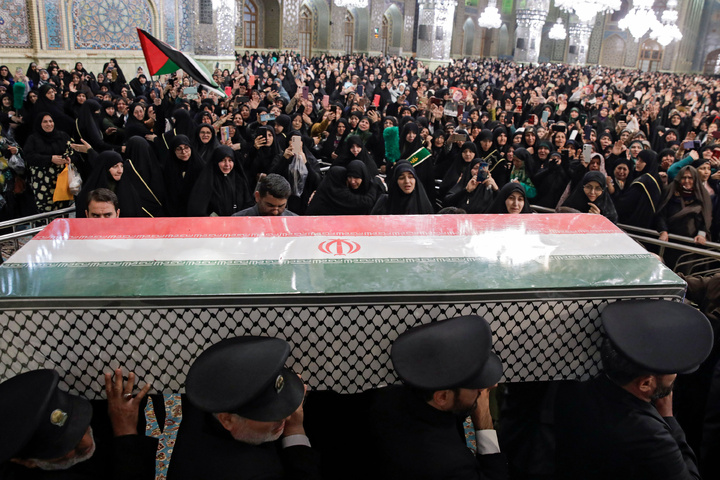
[548,18,567,41]
[618,0,661,40]
[478,0,502,29]
[649,0,682,46]
[334,0,368,9]
[554,0,621,24]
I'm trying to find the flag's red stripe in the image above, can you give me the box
[33,215,621,240]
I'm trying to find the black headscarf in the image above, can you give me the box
[124,136,167,217]
[334,135,379,176]
[399,122,422,159]
[32,112,65,143]
[187,145,252,216]
[373,160,433,215]
[163,134,205,216]
[75,150,142,217]
[487,182,533,214]
[75,99,118,152]
[562,171,618,223]
[306,160,380,216]
[192,123,221,164]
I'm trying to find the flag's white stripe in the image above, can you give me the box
[8,232,647,265]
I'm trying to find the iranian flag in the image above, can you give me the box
[137,28,218,88]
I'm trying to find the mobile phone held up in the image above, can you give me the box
[582,144,593,164]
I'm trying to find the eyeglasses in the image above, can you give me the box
[175,146,191,153]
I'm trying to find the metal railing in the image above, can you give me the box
[0,206,75,262]
[531,204,720,276]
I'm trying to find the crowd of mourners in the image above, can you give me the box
[2,54,720,257]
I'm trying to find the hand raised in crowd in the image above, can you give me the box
[254,136,267,149]
[104,367,151,437]
[466,176,479,193]
[482,175,498,192]
[70,139,92,154]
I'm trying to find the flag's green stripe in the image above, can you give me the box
[155,59,179,75]
[0,257,683,299]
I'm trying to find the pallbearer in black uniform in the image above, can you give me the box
[365,315,508,480]
[166,336,320,480]
[555,300,713,480]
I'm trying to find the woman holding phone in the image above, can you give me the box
[443,158,498,213]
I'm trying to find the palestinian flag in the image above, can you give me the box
[137,28,218,88]
[405,147,431,167]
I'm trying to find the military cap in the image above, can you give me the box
[602,300,713,374]
[186,336,304,422]
[391,315,503,391]
[0,369,93,463]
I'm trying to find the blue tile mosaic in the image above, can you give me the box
[0,0,32,48]
[44,0,64,49]
[72,0,153,50]
[165,0,177,47]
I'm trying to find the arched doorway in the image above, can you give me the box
[600,34,626,68]
[381,15,390,56]
[344,10,355,54]
[299,5,312,58]
[498,24,510,57]
[244,0,258,48]
[704,49,720,75]
[462,17,475,57]
[638,39,663,72]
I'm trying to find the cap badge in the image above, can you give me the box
[275,374,284,393]
[50,409,68,427]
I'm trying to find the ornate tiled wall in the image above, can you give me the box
[586,13,604,65]
[370,0,384,52]
[0,0,32,48]
[402,0,414,54]
[624,37,639,68]
[72,0,153,50]
[42,0,64,49]
[179,0,194,51]
[164,0,177,47]
[283,0,300,49]
[194,0,236,55]
[599,33,625,67]
[330,3,344,51]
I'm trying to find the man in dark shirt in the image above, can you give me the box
[233,173,297,217]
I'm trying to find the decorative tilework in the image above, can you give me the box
[283,0,300,49]
[403,0,414,53]
[72,0,153,50]
[600,34,625,67]
[43,0,64,49]
[662,42,675,71]
[215,0,236,55]
[586,13,604,65]
[624,36,639,68]
[164,0,177,47]
[330,4,345,50]
[370,0,384,52]
[0,0,31,48]
[235,0,243,47]
[179,0,193,51]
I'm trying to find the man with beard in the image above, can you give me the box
[364,315,507,480]
[0,368,156,479]
[166,336,319,480]
[555,300,713,480]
